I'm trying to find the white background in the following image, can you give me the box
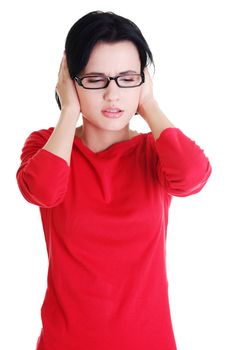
[1,0,232,349]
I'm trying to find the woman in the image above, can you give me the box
[16,10,212,350]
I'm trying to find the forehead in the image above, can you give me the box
[83,41,141,75]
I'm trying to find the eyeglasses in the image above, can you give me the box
[74,72,145,89]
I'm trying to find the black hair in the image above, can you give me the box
[55,10,155,110]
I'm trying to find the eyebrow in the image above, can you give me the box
[84,70,138,76]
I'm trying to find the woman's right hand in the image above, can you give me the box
[55,52,81,113]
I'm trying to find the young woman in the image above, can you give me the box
[16,10,212,350]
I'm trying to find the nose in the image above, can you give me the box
[103,79,120,101]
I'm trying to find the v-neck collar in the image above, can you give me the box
[73,132,146,157]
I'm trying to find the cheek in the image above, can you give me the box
[76,89,97,112]
[125,90,141,108]
[129,86,141,99]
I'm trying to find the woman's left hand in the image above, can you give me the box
[137,67,157,116]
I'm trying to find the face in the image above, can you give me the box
[75,40,142,132]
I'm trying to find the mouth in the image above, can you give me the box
[102,108,124,118]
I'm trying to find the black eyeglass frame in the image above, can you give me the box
[74,72,145,89]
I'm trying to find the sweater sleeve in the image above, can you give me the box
[16,128,70,208]
[150,127,212,197]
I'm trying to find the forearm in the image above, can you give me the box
[140,100,213,196]
[42,108,80,166]
[139,99,175,140]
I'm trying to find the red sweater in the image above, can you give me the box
[16,127,212,350]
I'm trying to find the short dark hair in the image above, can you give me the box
[55,10,155,109]
[65,10,155,78]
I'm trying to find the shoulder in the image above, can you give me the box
[19,127,54,163]
[24,127,54,145]
[27,126,54,140]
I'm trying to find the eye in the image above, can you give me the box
[87,77,105,83]
[118,75,140,82]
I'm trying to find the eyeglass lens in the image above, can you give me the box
[81,74,142,88]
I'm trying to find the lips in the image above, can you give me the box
[104,109,122,112]
[102,109,124,118]
[102,106,123,112]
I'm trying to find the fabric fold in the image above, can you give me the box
[16,129,70,208]
[150,127,212,196]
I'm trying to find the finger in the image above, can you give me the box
[58,53,66,76]
[58,58,63,77]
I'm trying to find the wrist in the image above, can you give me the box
[138,98,160,121]
[61,106,80,119]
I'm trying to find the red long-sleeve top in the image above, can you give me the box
[16,126,212,350]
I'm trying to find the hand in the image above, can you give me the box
[55,52,81,113]
[137,67,159,117]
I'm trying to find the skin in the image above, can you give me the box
[56,40,173,154]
